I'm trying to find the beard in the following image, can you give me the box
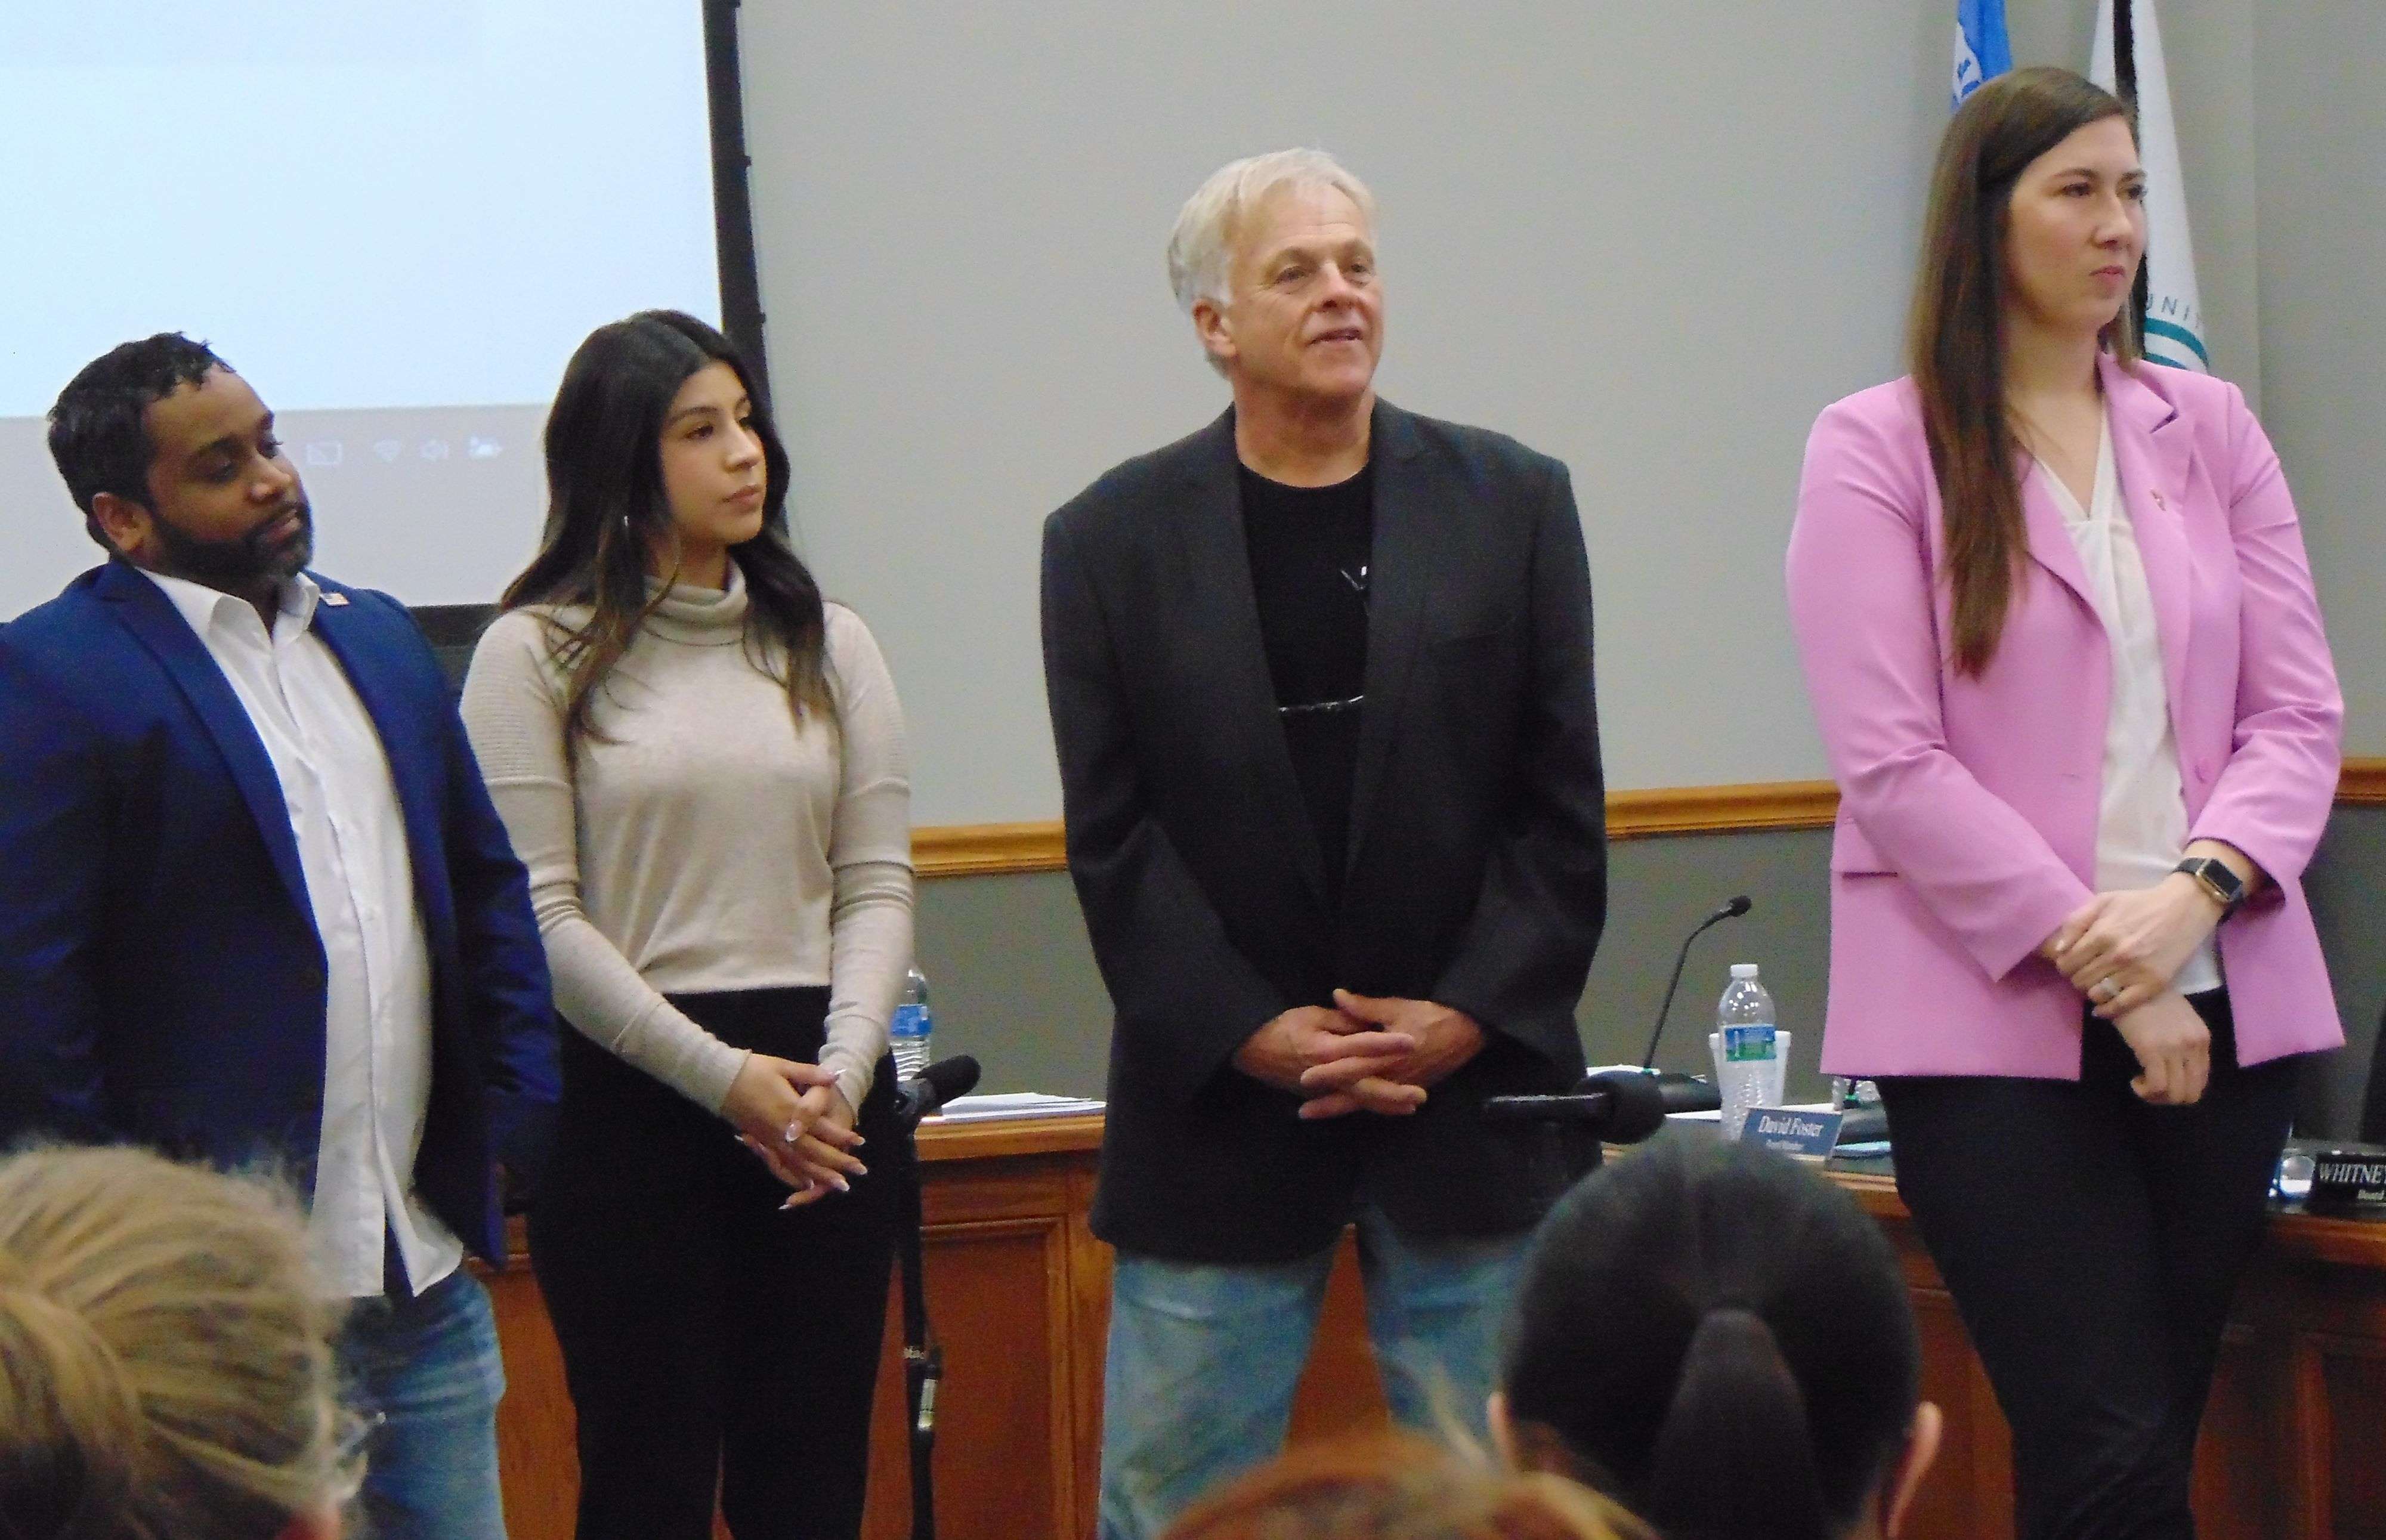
[148,502,314,593]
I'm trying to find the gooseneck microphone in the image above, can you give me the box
[1639,896,1753,1072]
[894,1054,982,1125]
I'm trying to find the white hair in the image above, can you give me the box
[1166,148,1379,321]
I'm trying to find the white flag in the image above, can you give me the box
[2091,0,2208,372]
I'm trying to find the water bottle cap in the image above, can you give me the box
[1730,963,1759,979]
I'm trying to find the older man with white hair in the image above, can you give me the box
[1041,149,1609,1536]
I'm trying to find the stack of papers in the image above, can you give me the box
[930,1091,1105,1124]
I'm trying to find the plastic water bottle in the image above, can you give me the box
[891,967,934,1079]
[1714,964,1779,1140]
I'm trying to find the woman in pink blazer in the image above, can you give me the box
[1787,70,2341,1540]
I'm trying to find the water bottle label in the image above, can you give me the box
[890,1003,931,1041]
[1721,1026,1776,1062]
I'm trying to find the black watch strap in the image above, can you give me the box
[2175,856,2246,917]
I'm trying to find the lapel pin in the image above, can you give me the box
[321,592,350,607]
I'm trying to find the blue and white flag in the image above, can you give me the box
[1954,0,2011,107]
[2091,0,2209,372]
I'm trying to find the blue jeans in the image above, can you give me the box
[340,1268,510,1540]
[1098,1205,1529,1540]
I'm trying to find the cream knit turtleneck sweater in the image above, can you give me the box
[460,571,913,1116]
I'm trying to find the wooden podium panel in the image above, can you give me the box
[483,1121,2386,1540]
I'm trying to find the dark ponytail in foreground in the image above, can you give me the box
[1501,1136,1919,1540]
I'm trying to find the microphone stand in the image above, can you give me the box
[892,1099,943,1540]
[1639,898,1751,1074]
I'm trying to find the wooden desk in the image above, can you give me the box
[481,1118,2386,1539]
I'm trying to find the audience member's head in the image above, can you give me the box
[1162,1432,1647,1540]
[1495,1135,1942,1540]
[0,1145,354,1540]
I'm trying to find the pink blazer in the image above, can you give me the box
[1786,357,2343,1078]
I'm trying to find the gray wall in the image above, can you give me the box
[738,1,1961,820]
[919,830,1840,1107]
[734,0,2325,820]
[2255,5,2386,756]
[930,817,2383,1136]
[733,4,2384,1130]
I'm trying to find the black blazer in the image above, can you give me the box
[1041,401,1607,1262]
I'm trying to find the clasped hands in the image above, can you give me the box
[1233,990,1486,1120]
[2042,873,2230,1107]
[722,1054,866,1209]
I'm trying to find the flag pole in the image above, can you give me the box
[2114,1,2149,353]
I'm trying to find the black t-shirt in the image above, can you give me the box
[1239,461,1374,899]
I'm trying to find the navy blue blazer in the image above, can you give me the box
[0,559,560,1264]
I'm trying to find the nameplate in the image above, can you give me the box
[1743,1106,1843,1162]
[2308,1148,2386,1211]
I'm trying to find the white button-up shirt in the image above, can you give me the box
[143,570,462,1298]
[2038,414,2223,997]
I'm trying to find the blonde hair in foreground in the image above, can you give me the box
[0,1144,357,1540]
[1161,1431,1651,1540]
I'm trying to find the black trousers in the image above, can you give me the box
[1878,991,2298,1540]
[530,987,899,1540]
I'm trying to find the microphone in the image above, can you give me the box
[1483,1069,1669,1145]
[1639,896,1753,1072]
[894,1054,982,1125]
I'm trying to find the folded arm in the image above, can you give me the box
[1427,457,1609,1068]
[1786,403,2092,982]
[2186,384,2343,890]
[1041,514,1288,1105]
[0,639,113,1145]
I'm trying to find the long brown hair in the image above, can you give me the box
[500,310,834,744]
[1909,67,2139,675]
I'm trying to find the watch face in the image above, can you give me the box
[2186,859,2243,905]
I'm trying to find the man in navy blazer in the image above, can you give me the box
[0,334,560,1539]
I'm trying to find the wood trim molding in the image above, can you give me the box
[913,763,2386,879]
[2341,756,2386,808]
[1605,780,1840,838]
[912,781,1840,879]
[913,820,1071,879]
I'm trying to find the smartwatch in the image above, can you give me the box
[2175,856,2247,918]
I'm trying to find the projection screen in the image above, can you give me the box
[0,0,759,619]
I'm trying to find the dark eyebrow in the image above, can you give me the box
[184,433,246,466]
[665,396,750,428]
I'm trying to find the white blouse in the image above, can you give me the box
[2037,411,2222,997]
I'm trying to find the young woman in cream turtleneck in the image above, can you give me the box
[462,310,913,1540]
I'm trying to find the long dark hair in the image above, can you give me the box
[1500,1136,1920,1540]
[1909,66,2138,675]
[499,311,832,743]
